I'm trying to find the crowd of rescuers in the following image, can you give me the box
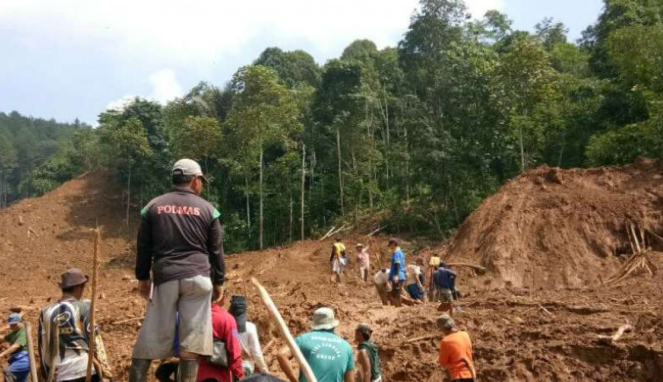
[0,158,475,382]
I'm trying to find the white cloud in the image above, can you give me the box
[466,0,506,18]
[149,69,183,104]
[0,1,505,67]
[105,95,137,112]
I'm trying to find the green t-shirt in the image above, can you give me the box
[359,341,382,381]
[295,330,354,382]
[4,327,28,354]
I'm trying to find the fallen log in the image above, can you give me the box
[367,226,385,237]
[406,333,440,343]
[447,262,487,273]
[318,226,336,241]
[111,317,144,325]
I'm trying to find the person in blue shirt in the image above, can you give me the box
[387,238,406,307]
[432,261,457,317]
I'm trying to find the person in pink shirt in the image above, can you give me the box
[197,288,244,382]
[355,243,370,283]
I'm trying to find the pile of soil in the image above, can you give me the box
[445,158,663,289]
[1,168,662,382]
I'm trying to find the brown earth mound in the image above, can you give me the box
[1,168,662,382]
[445,158,663,289]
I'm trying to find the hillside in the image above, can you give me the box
[1,169,662,381]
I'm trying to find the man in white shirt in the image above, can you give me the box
[405,260,426,302]
[373,269,391,306]
[229,296,268,376]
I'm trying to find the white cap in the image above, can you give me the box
[173,159,207,183]
[311,307,340,330]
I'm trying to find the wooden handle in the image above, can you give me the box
[46,325,59,382]
[251,278,317,382]
[86,228,100,382]
[25,323,39,382]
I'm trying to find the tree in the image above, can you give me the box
[225,65,301,249]
[0,133,17,208]
[170,116,222,172]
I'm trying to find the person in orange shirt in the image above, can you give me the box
[437,315,476,382]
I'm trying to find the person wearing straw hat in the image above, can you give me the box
[37,268,113,382]
[277,308,354,382]
[0,313,30,382]
[354,324,382,382]
[437,315,476,382]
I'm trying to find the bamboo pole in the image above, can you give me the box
[251,278,317,382]
[86,228,100,382]
[25,323,38,382]
[46,325,59,382]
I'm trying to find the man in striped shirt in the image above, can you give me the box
[38,268,113,382]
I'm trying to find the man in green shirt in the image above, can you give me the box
[277,308,354,382]
[354,324,381,382]
[1,313,30,382]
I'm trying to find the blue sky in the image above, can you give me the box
[0,0,604,125]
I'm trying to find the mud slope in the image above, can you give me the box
[1,167,662,382]
[445,158,663,289]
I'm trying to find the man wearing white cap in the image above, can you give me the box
[277,308,355,382]
[129,159,226,382]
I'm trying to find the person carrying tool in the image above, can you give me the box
[355,244,370,283]
[1,313,30,382]
[196,287,244,382]
[330,238,347,285]
[38,268,113,382]
[437,315,476,382]
[354,324,382,382]
[228,296,269,377]
[277,307,354,382]
[432,261,457,317]
[130,159,226,382]
[387,238,406,307]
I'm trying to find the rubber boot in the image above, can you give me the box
[177,359,199,382]
[128,358,151,382]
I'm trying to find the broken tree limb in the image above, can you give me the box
[111,316,144,325]
[25,323,38,382]
[406,333,440,343]
[447,262,487,274]
[251,278,317,382]
[598,324,633,343]
[630,223,642,253]
[318,226,336,241]
[367,226,385,237]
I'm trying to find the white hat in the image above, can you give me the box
[311,307,340,330]
[173,159,208,183]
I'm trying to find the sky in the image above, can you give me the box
[0,0,604,126]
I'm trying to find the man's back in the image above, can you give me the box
[433,268,455,290]
[137,186,223,285]
[295,330,354,382]
[439,331,473,380]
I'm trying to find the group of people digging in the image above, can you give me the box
[1,158,475,382]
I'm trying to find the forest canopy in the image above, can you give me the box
[2,0,662,253]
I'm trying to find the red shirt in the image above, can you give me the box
[197,304,244,382]
[439,331,473,380]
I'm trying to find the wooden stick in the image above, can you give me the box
[251,278,317,382]
[318,226,336,241]
[25,323,39,382]
[406,333,439,343]
[111,316,144,325]
[598,324,633,342]
[644,228,663,244]
[86,228,100,382]
[447,262,487,273]
[46,325,59,382]
[630,223,642,253]
[367,226,384,237]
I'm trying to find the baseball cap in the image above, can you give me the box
[59,268,89,289]
[8,313,20,325]
[172,159,208,183]
[311,307,340,330]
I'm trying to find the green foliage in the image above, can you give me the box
[5,0,663,253]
